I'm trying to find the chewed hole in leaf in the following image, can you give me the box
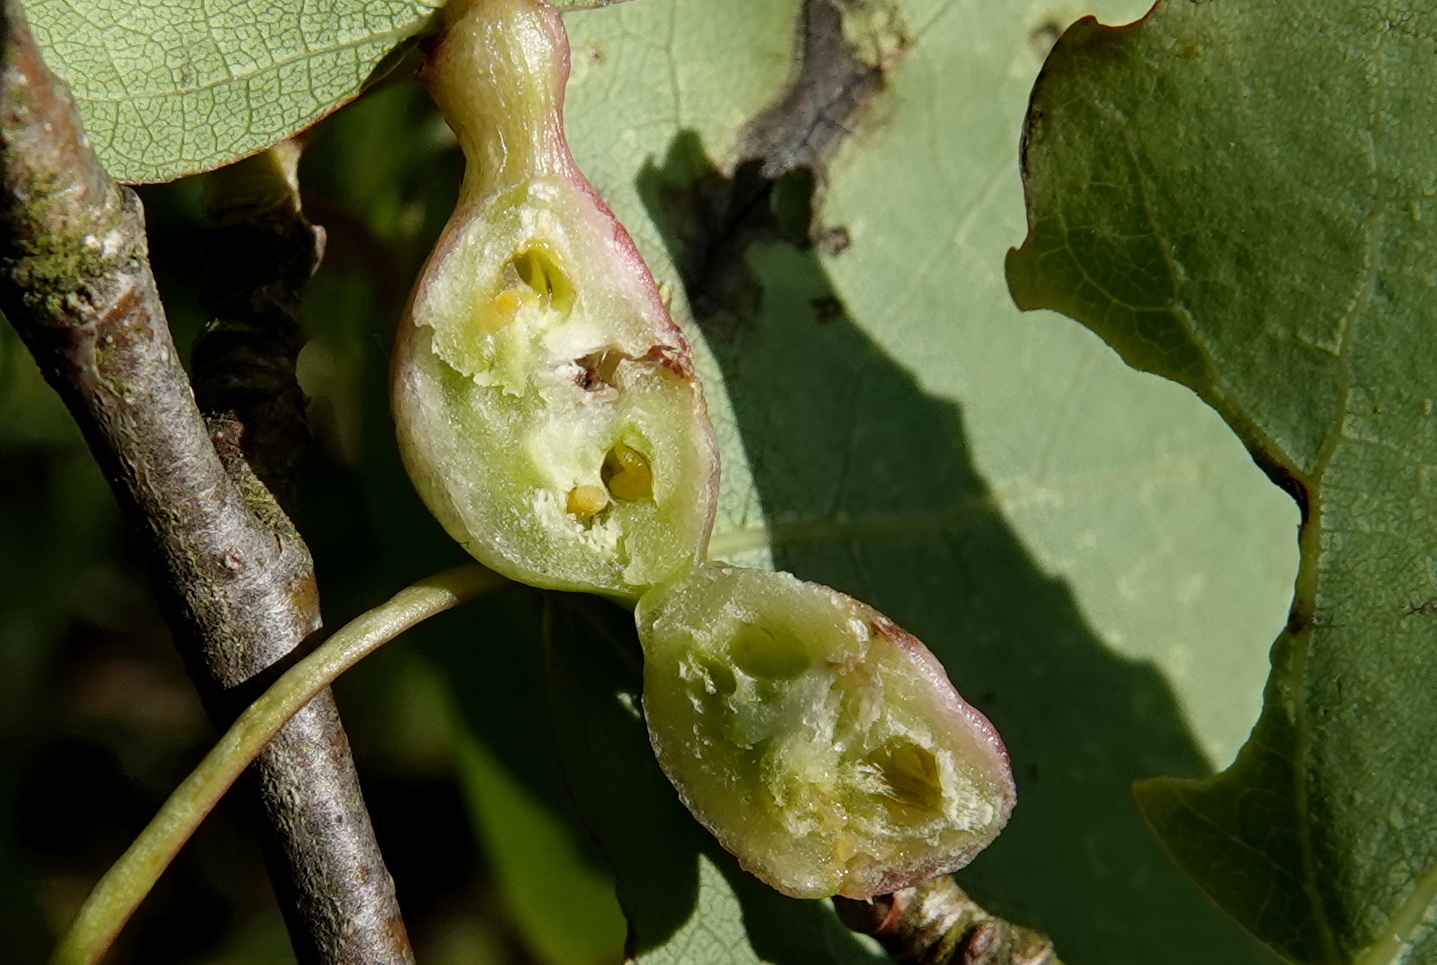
[510,245,574,314]
[730,623,810,680]
[870,740,943,812]
[602,443,653,501]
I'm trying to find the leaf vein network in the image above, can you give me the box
[73,23,419,104]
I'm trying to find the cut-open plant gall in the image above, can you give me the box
[392,0,718,597]
[391,0,1016,906]
[636,563,1015,899]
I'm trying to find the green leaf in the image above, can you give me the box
[1007,3,1437,962]
[26,0,442,183]
[557,0,1295,960]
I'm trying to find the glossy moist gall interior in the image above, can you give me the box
[393,0,717,598]
[636,563,1015,898]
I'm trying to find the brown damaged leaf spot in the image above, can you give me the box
[740,0,907,179]
[1283,603,1309,636]
[1249,445,1310,527]
[637,0,904,328]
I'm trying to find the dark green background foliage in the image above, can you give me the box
[20,0,1434,962]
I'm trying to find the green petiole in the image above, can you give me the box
[49,563,506,965]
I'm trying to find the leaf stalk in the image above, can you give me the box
[49,563,505,965]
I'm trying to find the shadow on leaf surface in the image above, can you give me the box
[629,129,1280,965]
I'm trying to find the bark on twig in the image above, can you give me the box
[835,877,1061,965]
[190,145,415,964]
[0,4,412,963]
